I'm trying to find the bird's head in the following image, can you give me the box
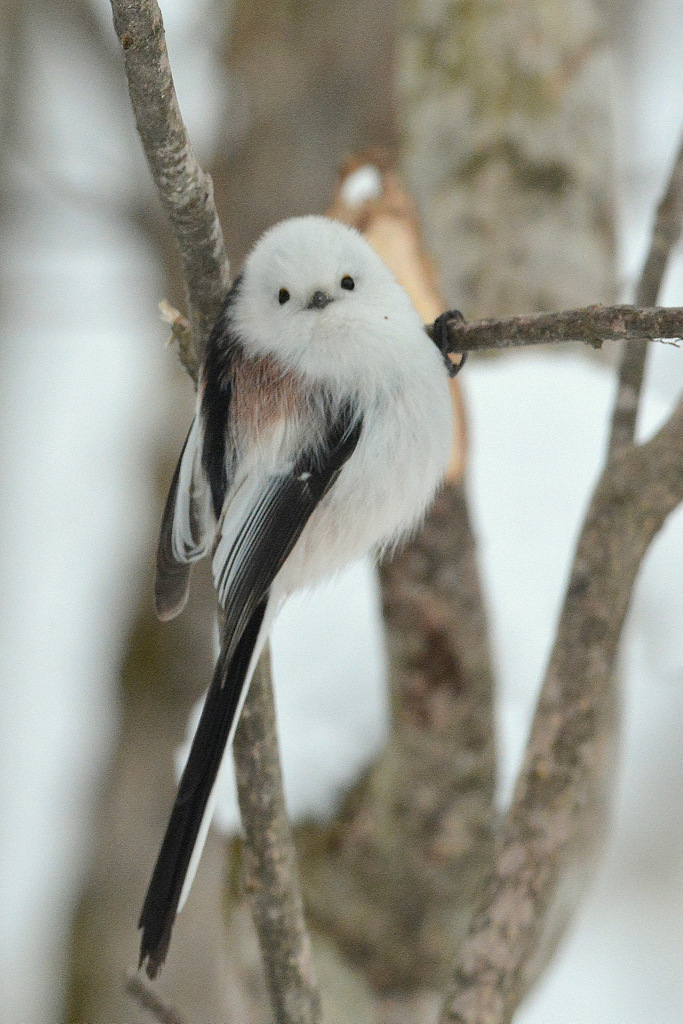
[232,215,423,385]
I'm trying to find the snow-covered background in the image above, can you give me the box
[0,1,681,1021]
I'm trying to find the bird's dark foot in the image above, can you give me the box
[431,309,467,377]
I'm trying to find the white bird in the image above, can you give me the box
[139,214,461,976]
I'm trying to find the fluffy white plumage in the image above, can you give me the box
[140,214,453,976]
[222,215,453,591]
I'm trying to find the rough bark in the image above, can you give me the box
[301,481,496,994]
[388,0,618,1009]
[297,160,491,998]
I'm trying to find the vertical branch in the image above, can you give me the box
[233,651,322,1024]
[109,0,231,366]
[609,135,683,455]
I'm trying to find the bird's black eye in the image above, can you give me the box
[278,288,290,305]
[341,275,355,291]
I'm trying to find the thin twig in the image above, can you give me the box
[431,303,683,353]
[233,650,322,1024]
[125,972,190,1024]
[608,135,683,455]
[109,0,231,373]
[110,3,322,1019]
[439,400,683,1024]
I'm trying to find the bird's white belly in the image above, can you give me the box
[277,367,453,594]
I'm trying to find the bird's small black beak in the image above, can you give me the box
[307,290,333,310]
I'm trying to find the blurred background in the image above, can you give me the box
[0,0,682,1021]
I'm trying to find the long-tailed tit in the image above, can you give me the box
[139,214,464,976]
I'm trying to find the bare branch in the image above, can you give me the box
[431,303,683,354]
[109,0,231,371]
[233,650,322,1024]
[125,972,190,1024]
[439,399,683,1024]
[609,136,683,455]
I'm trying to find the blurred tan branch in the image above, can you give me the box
[439,140,683,1024]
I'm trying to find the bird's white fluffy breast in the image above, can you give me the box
[271,324,453,594]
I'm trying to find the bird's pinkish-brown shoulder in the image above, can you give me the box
[231,355,306,438]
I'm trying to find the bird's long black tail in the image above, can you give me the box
[138,598,268,978]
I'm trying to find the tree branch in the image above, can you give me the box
[110,3,321,1019]
[110,0,231,372]
[431,303,683,354]
[608,135,683,455]
[439,399,683,1024]
[233,651,322,1024]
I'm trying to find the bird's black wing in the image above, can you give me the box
[139,403,363,978]
[154,279,243,621]
[213,402,363,664]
